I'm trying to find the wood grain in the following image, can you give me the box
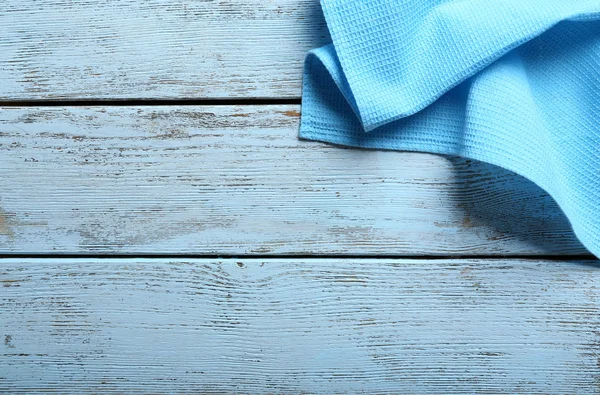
[1,258,600,393]
[0,0,329,100]
[0,105,586,255]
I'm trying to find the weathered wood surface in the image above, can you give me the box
[1,258,599,393]
[0,0,328,100]
[0,105,586,255]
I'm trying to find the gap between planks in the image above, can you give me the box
[0,98,302,107]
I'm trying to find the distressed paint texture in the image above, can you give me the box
[0,0,329,100]
[0,106,586,255]
[1,258,600,393]
[1,1,597,391]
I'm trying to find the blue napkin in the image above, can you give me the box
[299,0,600,257]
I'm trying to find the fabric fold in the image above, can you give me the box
[299,0,600,257]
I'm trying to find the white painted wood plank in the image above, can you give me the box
[0,0,328,100]
[0,105,586,255]
[1,258,599,393]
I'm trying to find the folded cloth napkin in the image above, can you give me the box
[299,0,600,257]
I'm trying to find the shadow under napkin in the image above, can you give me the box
[447,157,586,255]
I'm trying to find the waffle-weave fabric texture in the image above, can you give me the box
[299,0,600,257]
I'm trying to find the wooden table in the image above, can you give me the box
[1,1,599,393]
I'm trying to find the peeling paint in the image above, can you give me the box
[280,110,301,118]
[0,209,14,236]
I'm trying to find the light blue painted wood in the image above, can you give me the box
[1,258,600,393]
[0,0,329,100]
[0,1,594,393]
[0,106,586,255]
